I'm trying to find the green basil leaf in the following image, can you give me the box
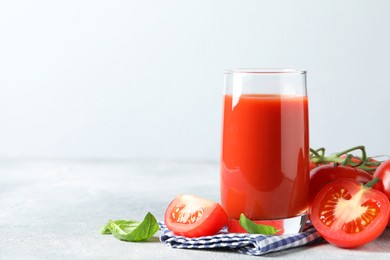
[239,213,278,235]
[125,212,159,242]
[100,219,139,235]
[100,212,159,242]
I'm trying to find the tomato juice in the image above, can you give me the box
[221,94,309,220]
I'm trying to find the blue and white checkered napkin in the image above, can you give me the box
[159,222,321,256]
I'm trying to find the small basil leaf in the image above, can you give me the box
[107,220,141,241]
[100,212,159,242]
[126,212,160,242]
[239,213,278,235]
[100,219,139,235]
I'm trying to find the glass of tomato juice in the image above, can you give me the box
[221,69,309,234]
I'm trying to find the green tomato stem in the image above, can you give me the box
[334,145,367,161]
[342,154,353,166]
[310,145,380,174]
[310,148,322,159]
[364,177,380,189]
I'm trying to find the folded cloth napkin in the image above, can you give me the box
[159,222,321,256]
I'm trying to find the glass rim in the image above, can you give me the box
[224,68,306,75]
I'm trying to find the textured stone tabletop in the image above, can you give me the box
[1,160,390,259]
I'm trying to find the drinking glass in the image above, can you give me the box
[221,69,309,234]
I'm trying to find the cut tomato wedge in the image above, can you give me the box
[310,178,390,248]
[164,195,228,238]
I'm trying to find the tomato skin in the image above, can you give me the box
[310,178,390,248]
[164,195,228,238]
[309,165,372,204]
[309,160,320,172]
[309,160,332,171]
[227,219,284,235]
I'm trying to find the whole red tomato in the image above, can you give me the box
[310,178,390,248]
[372,160,390,227]
[164,195,228,237]
[309,165,372,203]
[373,160,390,199]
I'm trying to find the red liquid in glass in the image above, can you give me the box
[221,94,309,220]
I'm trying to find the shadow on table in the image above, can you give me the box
[147,237,161,243]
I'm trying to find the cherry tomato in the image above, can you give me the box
[309,165,372,203]
[164,195,228,237]
[310,178,390,248]
[227,219,284,235]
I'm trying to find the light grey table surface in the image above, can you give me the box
[1,160,390,260]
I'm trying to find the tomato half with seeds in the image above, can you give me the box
[164,195,228,238]
[310,178,390,248]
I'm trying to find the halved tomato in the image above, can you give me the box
[310,178,390,248]
[164,195,228,237]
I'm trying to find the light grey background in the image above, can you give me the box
[1,0,389,161]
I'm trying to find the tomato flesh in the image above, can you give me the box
[171,204,204,224]
[319,186,378,233]
[310,178,390,248]
[164,195,228,238]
